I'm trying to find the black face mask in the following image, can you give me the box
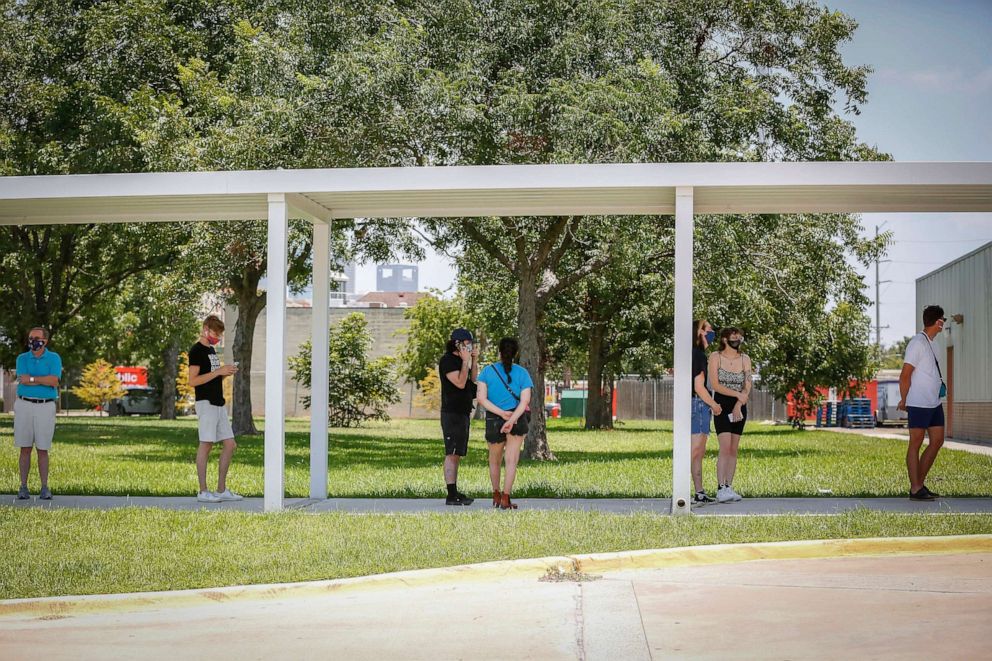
[28,339,45,351]
[728,339,742,349]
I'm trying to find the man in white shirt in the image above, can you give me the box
[897,305,946,501]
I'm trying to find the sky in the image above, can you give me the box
[349,0,992,346]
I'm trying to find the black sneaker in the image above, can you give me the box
[692,491,715,504]
[921,485,940,499]
[909,488,936,501]
[445,493,474,506]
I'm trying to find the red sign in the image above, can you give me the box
[115,366,148,388]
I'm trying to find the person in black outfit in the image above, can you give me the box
[438,328,479,505]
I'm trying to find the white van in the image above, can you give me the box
[875,380,907,427]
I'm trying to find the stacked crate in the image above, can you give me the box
[815,402,837,427]
[839,398,873,428]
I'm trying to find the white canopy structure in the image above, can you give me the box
[2,161,990,513]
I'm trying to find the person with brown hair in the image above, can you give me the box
[897,305,947,500]
[708,326,751,503]
[476,338,533,510]
[690,319,721,505]
[188,315,241,503]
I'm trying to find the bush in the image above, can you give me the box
[289,313,400,427]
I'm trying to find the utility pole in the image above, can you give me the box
[874,224,891,349]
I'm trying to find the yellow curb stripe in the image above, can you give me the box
[1,535,989,620]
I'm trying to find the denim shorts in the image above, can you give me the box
[691,397,712,435]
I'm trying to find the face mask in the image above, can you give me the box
[728,339,742,349]
[28,339,45,351]
[207,335,220,346]
[463,342,474,353]
[704,330,716,344]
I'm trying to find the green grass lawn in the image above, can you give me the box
[1,415,989,498]
[2,507,991,599]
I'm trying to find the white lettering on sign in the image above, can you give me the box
[117,372,139,383]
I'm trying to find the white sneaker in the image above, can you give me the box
[729,487,743,502]
[197,490,221,503]
[215,489,243,502]
[716,486,735,503]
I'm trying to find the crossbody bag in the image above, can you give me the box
[921,333,947,399]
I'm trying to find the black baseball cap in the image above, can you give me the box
[451,328,474,342]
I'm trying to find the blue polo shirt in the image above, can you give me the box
[478,363,534,411]
[16,348,62,400]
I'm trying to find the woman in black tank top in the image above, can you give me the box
[707,327,751,503]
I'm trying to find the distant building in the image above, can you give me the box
[916,241,991,442]
[357,291,426,309]
[376,264,418,292]
[342,263,357,294]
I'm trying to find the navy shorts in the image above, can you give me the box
[691,397,712,435]
[907,405,944,430]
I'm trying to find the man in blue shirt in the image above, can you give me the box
[14,327,62,500]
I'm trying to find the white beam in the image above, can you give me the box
[309,219,331,499]
[264,193,289,512]
[287,193,334,224]
[672,186,694,516]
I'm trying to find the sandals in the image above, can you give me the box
[492,490,502,508]
[500,493,518,510]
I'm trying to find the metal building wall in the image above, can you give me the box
[916,242,992,441]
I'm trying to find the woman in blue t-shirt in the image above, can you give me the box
[476,337,533,510]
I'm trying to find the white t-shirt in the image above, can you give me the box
[903,333,943,408]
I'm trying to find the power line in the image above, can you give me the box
[891,238,992,244]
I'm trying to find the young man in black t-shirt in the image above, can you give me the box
[438,328,479,505]
[188,315,241,503]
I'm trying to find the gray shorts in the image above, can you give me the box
[13,398,57,450]
[195,401,235,443]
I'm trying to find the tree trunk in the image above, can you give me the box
[518,267,555,460]
[584,320,613,430]
[159,339,179,420]
[231,290,266,436]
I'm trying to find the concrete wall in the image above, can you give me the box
[222,305,434,419]
[916,242,992,441]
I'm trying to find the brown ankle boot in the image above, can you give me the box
[492,490,502,508]
[500,493,518,510]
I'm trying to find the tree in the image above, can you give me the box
[176,352,195,415]
[879,336,912,369]
[414,371,442,412]
[398,293,473,385]
[0,1,208,367]
[288,313,400,427]
[125,7,425,434]
[72,359,126,415]
[395,0,883,457]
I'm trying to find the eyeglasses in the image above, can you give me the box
[28,336,45,342]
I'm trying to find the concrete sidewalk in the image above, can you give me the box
[810,425,992,456]
[5,494,992,515]
[1,536,989,660]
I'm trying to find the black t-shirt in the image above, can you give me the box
[691,346,709,399]
[438,352,476,415]
[189,342,225,406]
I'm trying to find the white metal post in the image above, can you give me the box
[264,193,289,512]
[672,186,694,515]
[309,219,330,499]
